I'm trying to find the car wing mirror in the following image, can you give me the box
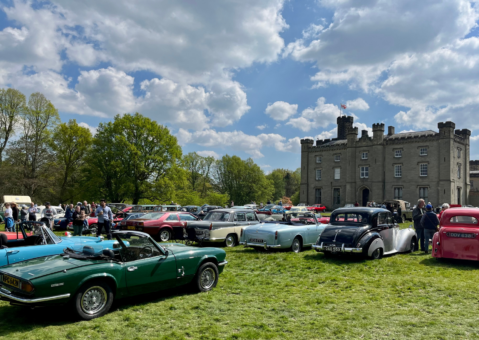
[162,250,169,259]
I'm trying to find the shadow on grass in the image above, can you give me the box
[0,286,197,337]
[303,252,367,264]
[420,257,479,270]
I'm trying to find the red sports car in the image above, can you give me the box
[432,208,479,261]
[122,211,199,242]
[307,204,327,212]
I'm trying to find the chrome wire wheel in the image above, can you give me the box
[160,229,171,242]
[225,235,236,247]
[292,238,301,253]
[200,267,216,290]
[81,286,107,315]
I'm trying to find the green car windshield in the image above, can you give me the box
[115,233,163,262]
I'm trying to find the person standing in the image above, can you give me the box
[65,204,73,221]
[412,199,426,251]
[20,205,28,222]
[81,201,91,215]
[4,203,13,232]
[28,202,37,221]
[354,201,359,207]
[438,203,450,221]
[96,199,113,240]
[43,202,54,230]
[420,204,440,254]
[11,203,19,223]
[72,205,86,236]
[231,201,234,207]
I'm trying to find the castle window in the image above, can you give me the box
[316,156,322,163]
[395,150,402,158]
[457,148,461,159]
[394,165,402,178]
[316,169,322,180]
[361,152,368,160]
[360,166,369,178]
[419,187,428,202]
[334,154,341,162]
[420,163,428,177]
[458,164,461,179]
[420,148,428,156]
[315,189,322,204]
[394,187,403,200]
[333,188,341,205]
[334,168,340,180]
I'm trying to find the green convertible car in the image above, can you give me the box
[0,231,227,320]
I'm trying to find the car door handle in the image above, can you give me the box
[127,266,138,271]
[6,250,19,255]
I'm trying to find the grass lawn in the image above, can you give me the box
[1,223,479,339]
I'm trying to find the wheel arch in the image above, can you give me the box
[76,273,118,296]
[292,234,304,246]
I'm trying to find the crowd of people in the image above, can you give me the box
[3,199,115,240]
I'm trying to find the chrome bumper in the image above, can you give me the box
[240,241,282,250]
[0,286,70,304]
[312,242,362,253]
[218,261,228,266]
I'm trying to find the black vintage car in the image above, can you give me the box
[313,208,416,259]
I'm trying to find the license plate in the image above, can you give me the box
[3,275,19,288]
[127,226,136,230]
[324,246,342,252]
[447,232,476,239]
[249,238,264,243]
[196,230,204,235]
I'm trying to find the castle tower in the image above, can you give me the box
[337,116,354,140]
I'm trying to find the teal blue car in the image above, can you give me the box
[239,212,327,253]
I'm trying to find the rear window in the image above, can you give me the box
[204,212,230,221]
[140,213,165,220]
[331,212,369,225]
[449,216,479,224]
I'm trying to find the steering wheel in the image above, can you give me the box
[120,248,137,262]
[139,246,153,258]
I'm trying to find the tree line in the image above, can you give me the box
[0,88,300,206]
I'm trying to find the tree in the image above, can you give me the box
[0,88,25,165]
[267,169,287,202]
[183,152,216,196]
[50,120,93,203]
[213,155,273,205]
[86,113,182,204]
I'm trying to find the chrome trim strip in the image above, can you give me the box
[243,242,281,249]
[0,287,70,304]
[218,261,228,266]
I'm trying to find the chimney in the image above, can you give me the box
[388,126,395,136]
[361,130,368,138]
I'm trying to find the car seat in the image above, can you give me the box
[0,233,8,249]
[83,245,95,256]
[102,249,115,259]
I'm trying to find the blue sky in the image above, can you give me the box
[1,0,479,171]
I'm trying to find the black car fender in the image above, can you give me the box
[358,232,383,256]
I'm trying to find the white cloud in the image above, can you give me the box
[265,101,298,121]
[345,98,369,111]
[471,135,479,142]
[286,97,339,131]
[257,125,268,130]
[79,122,98,136]
[197,150,220,159]
[260,164,271,168]
[315,127,337,140]
[177,129,301,158]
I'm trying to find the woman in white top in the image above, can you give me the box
[4,203,14,232]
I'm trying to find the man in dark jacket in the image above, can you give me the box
[420,204,440,254]
[412,199,425,251]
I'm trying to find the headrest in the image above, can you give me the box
[83,245,95,256]
[102,249,115,258]
[0,233,8,246]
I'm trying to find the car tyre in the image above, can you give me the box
[291,237,302,253]
[225,234,237,247]
[371,247,383,260]
[74,281,114,320]
[408,237,416,253]
[89,224,98,235]
[193,262,219,292]
[159,228,171,242]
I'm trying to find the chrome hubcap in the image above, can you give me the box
[81,286,107,315]
[160,230,170,242]
[292,240,300,252]
[226,236,235,247]
[373,249,380,259]
[200,268,216,289]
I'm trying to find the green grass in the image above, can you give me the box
[2,223,479,339]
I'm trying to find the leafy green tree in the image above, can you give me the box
[213,155,273,205]
[50,120,93,203]
[86,113,182,204]
[266,169,287,202]
[0,88,25,165]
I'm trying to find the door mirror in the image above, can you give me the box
[163,250,169,258]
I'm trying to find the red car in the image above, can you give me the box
[123,211,199,242]
[307,204,327,212]
[432,208,479,261]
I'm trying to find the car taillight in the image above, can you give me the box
[20,281,34,293]
[139,222,144,226]
[240,228,243,237]
[209,223,213,231]
[275,231,278,240]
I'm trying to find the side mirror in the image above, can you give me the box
[164,250,169,258]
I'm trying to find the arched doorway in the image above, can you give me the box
[361,188,370,207]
